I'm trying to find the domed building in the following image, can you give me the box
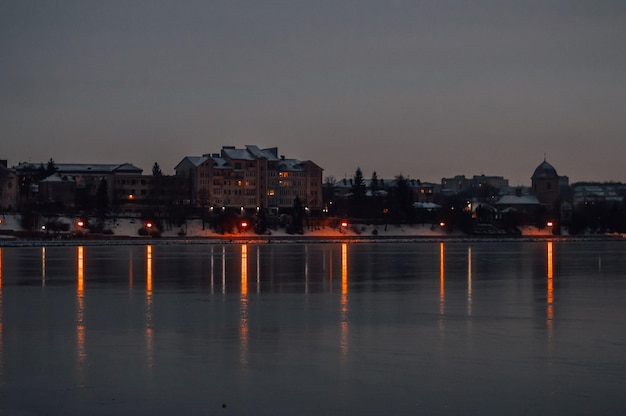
[531,158,560,205]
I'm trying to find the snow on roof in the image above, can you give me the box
[211,157,230,169]
[53,163,143,174]
[496,195,540,205]
[40,173,75,182]
[413,202,441,209]
[222,147,255,161]
[245,145,279,160]
[278,158,305,171]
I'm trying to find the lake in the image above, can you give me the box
[0,240,625,415]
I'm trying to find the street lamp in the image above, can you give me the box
[146,221,153,237]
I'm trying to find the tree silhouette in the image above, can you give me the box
[152,162,162,176]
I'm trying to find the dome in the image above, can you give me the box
[532,160,558,179]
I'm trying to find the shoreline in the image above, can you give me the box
[1,233,623,247]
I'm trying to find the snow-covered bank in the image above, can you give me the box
[1,214,623,247]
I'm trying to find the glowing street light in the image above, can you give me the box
[547,221,554,227]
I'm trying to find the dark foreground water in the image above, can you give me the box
[1,241,625,415]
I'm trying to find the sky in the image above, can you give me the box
[2,0,626,185]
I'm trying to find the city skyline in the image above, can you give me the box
[2,1,626,185]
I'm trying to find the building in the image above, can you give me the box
[531,159,561,205]
[441,174,509,195]
[175,146,323,211]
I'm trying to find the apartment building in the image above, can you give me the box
[175,146,323,211]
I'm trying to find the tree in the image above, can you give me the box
[95,178,109,219]
[152,162,163,176]
[290,196,305,234]
[349,167,367,218]
[46,158,57,177]
[370,171,379,192]
[391,174,412,223]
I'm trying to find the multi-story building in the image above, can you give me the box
[175,146,323,211]
[441,174,509,195]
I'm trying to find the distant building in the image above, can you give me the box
[571,183,626,206]
[531,159,562,205]
[441,174,509,195]
[175,146,323,211]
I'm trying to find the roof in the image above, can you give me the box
[496,195,540,205]
[29,163,145,174]
[221,147,255,161]
[41,173,75,182]
[245,145,279,161]
[278,158,305,171]
[532,160,558,180]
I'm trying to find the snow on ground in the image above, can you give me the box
[0,213,573,240]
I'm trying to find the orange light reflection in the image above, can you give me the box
[41,247,46,286]
[547,241,554,324]
[467,246,472,317]
[340,243,349,357]
[0,248,3,380]
[439,242,445,315]
[146,245,153,368]
[76,246,86,384]
[240,244,249,367]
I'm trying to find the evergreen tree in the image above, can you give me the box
[95,178,109,218]
[152,162,163,176]
[290,196,305,234]
[46,158,57,177]
[349,167,367,218]
[371,171,379,192]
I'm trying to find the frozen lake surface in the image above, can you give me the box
[1,241,626,415]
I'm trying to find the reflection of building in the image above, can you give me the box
[175,146,323,211]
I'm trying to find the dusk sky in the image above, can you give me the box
[2,1,625,185]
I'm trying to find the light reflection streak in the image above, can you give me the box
[76,246,86,385]
[210,246,215,294]
[145,245,154,368]
[329,249,333,292]
[222,246,226,294]
[129,250,133,288]
[467,246,472,317]
[439,242,445,315]
[256,246,260,293]
[0,248,4,380]
[546,241,554,344]
[340,244,349,357]
[305,245,309,294]
[240,245,249,367]
[41,247,46,286]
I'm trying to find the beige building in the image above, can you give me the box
[175,146,323,211]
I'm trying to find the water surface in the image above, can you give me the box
[0,241,625,415]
